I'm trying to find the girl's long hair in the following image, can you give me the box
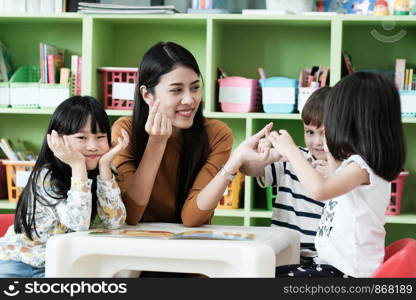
[14,96,112,240]
[324,72,405,181]
[132,42,209,222]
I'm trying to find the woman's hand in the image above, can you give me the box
[225,123,274,173]
[145,100,172,144]
[99,128,130,168]
[47,130,85,168]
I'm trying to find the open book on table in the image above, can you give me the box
[89,229,255,241]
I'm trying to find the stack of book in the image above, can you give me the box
[0,138,35,161]
[39,43,65,84]
[0,0,65,13]
[77,2,178,14]
[39,42,82,95]
[299,66,329,88]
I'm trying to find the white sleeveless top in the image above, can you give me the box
[314,155,390,277]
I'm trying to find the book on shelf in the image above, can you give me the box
[0,138,35,161]
[77,2,178,14]
[40,43,65,84]
[59,68,71,85]
[342,51,355,76]
[395,58,406,90]
[47,54,64,84]
[72,55,83,96]
[89,228,255,241]
[0,139,19,161]
[0,42,13,82]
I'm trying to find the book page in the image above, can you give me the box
[89,229,175,238]
[172,230,255,241]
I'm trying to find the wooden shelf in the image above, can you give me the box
[385,214,416,225]
[214,209,246,217]
[0,200,16,210]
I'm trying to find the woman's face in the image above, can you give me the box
[142,65,202,136]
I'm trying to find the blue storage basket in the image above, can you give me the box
[260,77,298,113]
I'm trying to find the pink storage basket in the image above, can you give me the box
[99,67,137,110]
[386,171,409,215]
[218,76,261,113]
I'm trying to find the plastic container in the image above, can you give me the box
[217,172,245,209]
[3,160,35,203]
[260,77,298,113]
[400,91,416,117]
[9,66,40,108]
[266,0,314,13]
[218,76,262,112]
[0,82,9,107]
[297,87,319,113]
[98,67,137,110]
[386,171,409,215]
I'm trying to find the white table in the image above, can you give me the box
[45,223,300,278]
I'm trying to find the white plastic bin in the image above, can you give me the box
[0,82,9,107]
[266,0,314,14]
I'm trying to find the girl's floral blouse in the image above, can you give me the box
[0,168,126,268]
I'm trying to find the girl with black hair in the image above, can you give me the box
[112,41,236,227]
[0,96,128,278]
[268,72,406,277]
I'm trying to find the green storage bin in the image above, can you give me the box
[9,66,40,107]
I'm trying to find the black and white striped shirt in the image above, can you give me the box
[257,147,325,264]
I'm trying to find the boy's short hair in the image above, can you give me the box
[301,86,331,128]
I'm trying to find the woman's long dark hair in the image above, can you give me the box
[324,72,406,181]
[14,96,112,240]
[132,42,209,222]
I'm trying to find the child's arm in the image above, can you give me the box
[98,128,129,181]
[269,130,369,201]
[95,129,129,228]
[29,169,92,241]
[46,130,92,231]
[96,176,127,229]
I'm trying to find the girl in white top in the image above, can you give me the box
[268,72,406,278]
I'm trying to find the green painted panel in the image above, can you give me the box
[0,115,49,153]
[91,18,207,105]
[343,22,416,73]
[402,124,416,214]
[213,118,246,150]
[250,217,271,227]
[0,20,82,70]
[385,223,416,245]
[211,216,244,226]
[214,20,331,80]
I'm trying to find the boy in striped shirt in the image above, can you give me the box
[242,87,331,264]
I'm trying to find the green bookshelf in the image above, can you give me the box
[0,14,415,240]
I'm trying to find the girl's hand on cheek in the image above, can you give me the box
[47,130,85,168]
[99,128,129,167]
[145,100,172,143]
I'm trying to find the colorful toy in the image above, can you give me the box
[393,0,410,15]
[374,0,389,15]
